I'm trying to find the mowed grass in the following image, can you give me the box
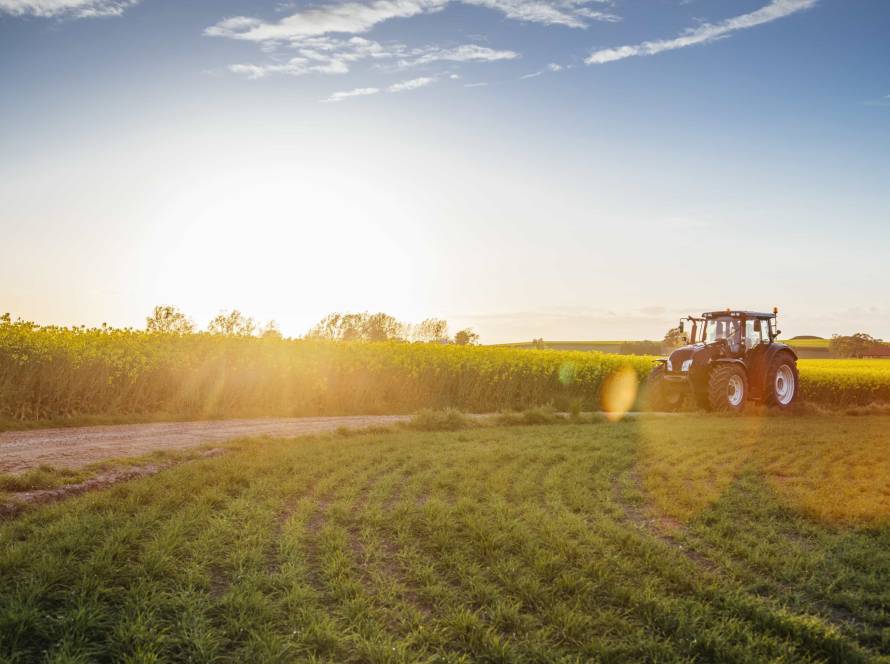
[2,418,890,662]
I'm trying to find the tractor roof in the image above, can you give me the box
[702,310,776,320]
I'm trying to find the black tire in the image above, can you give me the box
[708,364,748,413]
[644,366,684,412]
[764,353,800,410]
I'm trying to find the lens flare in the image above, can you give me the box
[558,362,576,386]
[600,366,639,422]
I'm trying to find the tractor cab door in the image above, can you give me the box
[743,319,770,400]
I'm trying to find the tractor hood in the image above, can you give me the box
[666,342,725,373]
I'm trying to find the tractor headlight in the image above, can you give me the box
[681,359,693,373]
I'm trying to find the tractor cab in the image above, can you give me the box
[649,309,799,413]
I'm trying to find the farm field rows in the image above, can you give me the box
[2,416,889,662]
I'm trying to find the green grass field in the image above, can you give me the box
[787,338,831,348]
[3,415,889,662]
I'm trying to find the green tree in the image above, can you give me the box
[145,305,194,335]
[413,318,450,343]
[307,312,406,342]
[830,333,882,358]
[663,326,687,349]
[454,328,480,346]
[208,310,256,336]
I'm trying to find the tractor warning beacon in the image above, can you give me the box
[647,309,800,413]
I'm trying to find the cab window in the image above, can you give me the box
[745,319,766,347]
[704,317,741,352]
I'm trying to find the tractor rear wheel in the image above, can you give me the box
[708,364,748,413]
[644,366,684,412]
[764,353,800,410]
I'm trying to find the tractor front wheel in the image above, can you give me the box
[764,354,800,410]
[708,364,748,413]
[644,366,684,412]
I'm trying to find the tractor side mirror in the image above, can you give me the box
[753,320,762,333]
[678,322,684,333]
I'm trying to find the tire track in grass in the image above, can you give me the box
[283,443,422,657]
[268,446,388,660]
[402,428,832,656]
[612,468,720,574]
[622,427,881,655]
[345,462,437,648]
[345,456,409,592]
[395,446,550,658]
[592,433,877,662]
[432,431,851,661]
[669,474,881,652]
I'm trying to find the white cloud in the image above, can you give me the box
[228,39,516,80]
[322,86,381,102]
[464,81,488,87]
[206,0,447,42]
[228,36,405,78]
[388,76,436,92]
[0,0,137,17]
[463,0,617,28]
[207,0,617,45]
[519,61,564,79]
[404,44,518,66]
[586,0,816,65]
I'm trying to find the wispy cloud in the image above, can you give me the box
[324,75,441,101]
[519,61,564,79]
[228,39,516,79]
[586,0,816,65]
[322,86,380,102]
[462,0,618,28]
[228,36,397,78]
[388,76,436,92]
[207,0,618,46]
[464,82,488,87]
[402,44,518,67]
[0,0,137,17]
[206,0,446,42]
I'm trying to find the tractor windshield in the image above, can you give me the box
[701,317,741,350]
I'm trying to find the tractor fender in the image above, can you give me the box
[765,343,798,364]
[711,357,746,367]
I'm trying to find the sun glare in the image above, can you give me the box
[151,166,425,333]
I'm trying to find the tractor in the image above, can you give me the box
[647,309,800,413]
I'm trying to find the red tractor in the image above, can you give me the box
[647,309,800,413]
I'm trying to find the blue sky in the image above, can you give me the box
[1,1,889,341]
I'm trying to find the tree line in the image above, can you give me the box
[145,306,480,345]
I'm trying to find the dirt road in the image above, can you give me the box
[0,416,410,474]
